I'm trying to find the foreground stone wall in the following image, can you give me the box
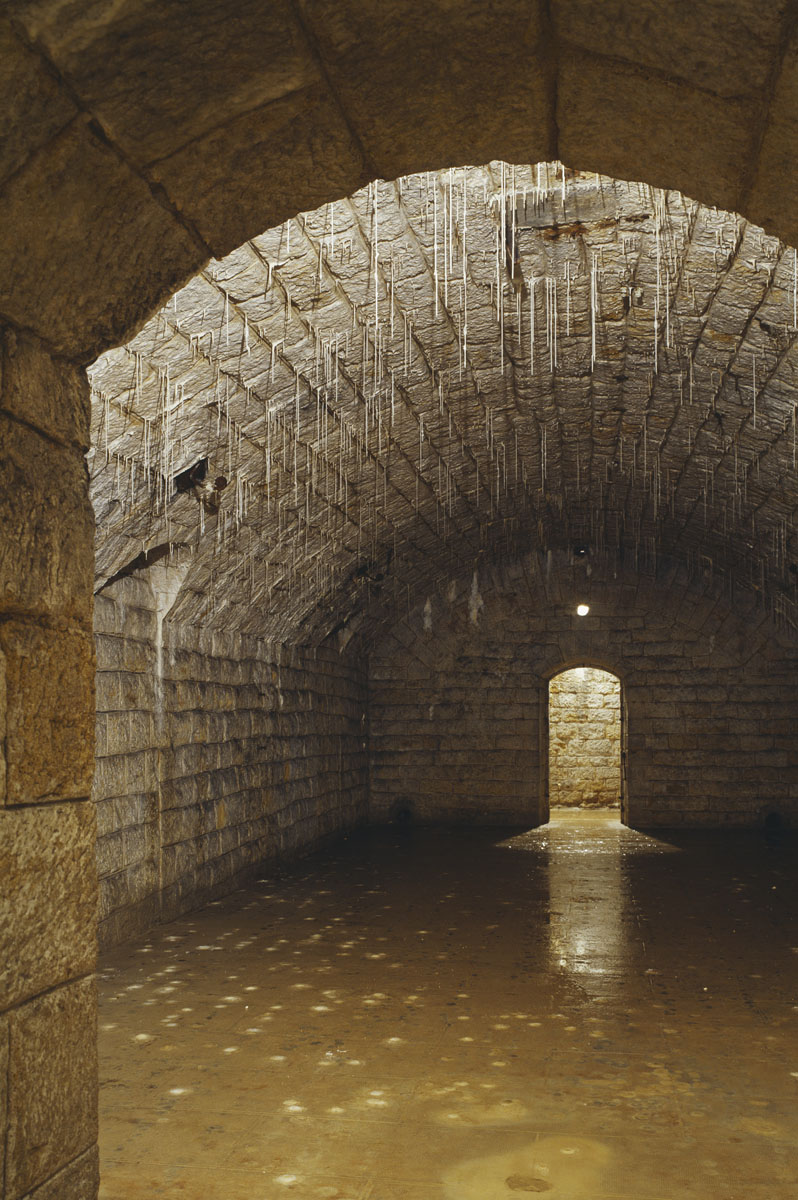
[369,556,798,829]
[94,576,368,948]
[549,668,621,809]
[0,331,99,1197]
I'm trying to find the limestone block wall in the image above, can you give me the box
[0,331,99,1198]
[549,668,621,808]
[94,575,368,948]
[369,557,798,829]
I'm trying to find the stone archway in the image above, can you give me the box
[4,5,798,1196]
[1,4,798,364]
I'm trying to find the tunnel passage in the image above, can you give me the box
[70,161,798,1200]
[548,667,622,813]
[87,160,798,943]
[5,6,798,1199]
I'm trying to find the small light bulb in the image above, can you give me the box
[576,604,590,616]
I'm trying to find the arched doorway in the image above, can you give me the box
[547,667,626,824]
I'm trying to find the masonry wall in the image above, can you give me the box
[549,668,621,808]
[94,575,368,949]
[0,332,99,1198]
[369,556,798,829]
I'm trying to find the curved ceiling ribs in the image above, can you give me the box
[88,164,798,643]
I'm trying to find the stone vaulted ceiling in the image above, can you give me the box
[89,164,798,644]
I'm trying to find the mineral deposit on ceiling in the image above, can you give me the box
[88,163,798,642]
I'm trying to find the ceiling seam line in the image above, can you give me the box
[9,18,213,264]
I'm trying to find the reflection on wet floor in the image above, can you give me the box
[98,809,798,1199]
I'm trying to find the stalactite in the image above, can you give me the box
[529,277,536,375]
[752,354,757,429]
[590,255,598,370]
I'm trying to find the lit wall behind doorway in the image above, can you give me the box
[549,668,621,809]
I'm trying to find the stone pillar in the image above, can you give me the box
[0,330,99,1198]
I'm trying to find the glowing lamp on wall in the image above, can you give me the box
[576,604,590,616]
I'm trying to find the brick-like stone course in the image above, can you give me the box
[5,977,97,1198]
[94,575,368,947]
[369,558,798,829]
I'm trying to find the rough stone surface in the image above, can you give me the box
[0,1013,7,1189]
[0,622,94,804]
[0,11,794,1200]
[0,801,97,1009]
[553,0,790,101]
[0,643,6,804]
[549,667,621,808]
[22,1147,100,1200]
[150,81,369,258]
[0,19,77,189]
[747,38,798,249]
[6,978,98,1200]
[557,50,753,214]
[14,0,318,167]
[300,0,553,179]
[0,332,98,1199]
[369,555,798,828]
[0,118,205,359]
[1,328,90,449]
[0,3,798,358]
[0,412,94,622]
[94,575,368,948]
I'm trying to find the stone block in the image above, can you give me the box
[0,416,93,622]
[15,0,313,163]
[114,792,158,833]
[103,709,154,757]
[96,828,127,879]
[0,801,97,1009]
[0,1011,7,1187]
[123,749,159,795]
[0,22,77,189]
[91,592,118,636]
[2,328,90,449]
[0,641,5,804]
[102,573,156,612]
[23,1145,100,1200]
[118,669,156,711]
[98,892,160,949]
[6,977,98,1199]
[91,753,130,803]
[0,116,204,358]
[94,795,118,839]
[93,634,124,673]
[93,711,108,759]
[153,81,368,258]
[99,857,157,923]
[0,622,94,804]
[94,670,120,712]
[94,603,155,647]
[558,48,751,217]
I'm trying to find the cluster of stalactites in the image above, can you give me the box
[87,163,798,642]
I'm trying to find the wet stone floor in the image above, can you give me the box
[98,810,798,1199]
